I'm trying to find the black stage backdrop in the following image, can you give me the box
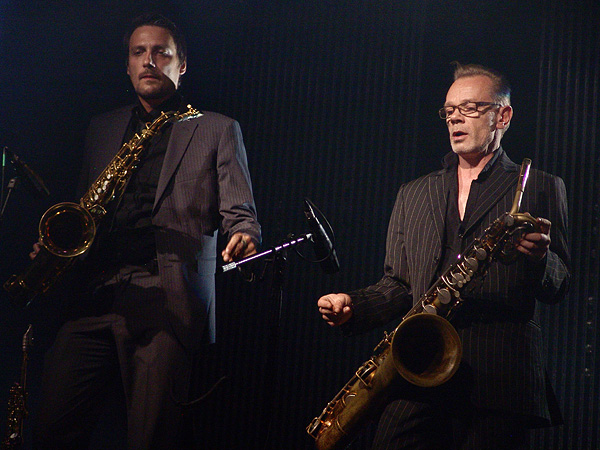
[0,1,598,449]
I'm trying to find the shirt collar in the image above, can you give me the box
[441,147,504,180]
[133,92,184,123]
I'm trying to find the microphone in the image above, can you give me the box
[303,198,340,274]
[6,148,50,197]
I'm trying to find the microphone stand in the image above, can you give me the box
[0,177,19,229]
[220,232,314,450]
[1,147,6,207]
[1,147,8,225]
[1,145,50,229]
[219,199,337,448]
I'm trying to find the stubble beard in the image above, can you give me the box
[137,82,172,100]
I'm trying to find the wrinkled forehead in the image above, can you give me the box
[445,75,495,105]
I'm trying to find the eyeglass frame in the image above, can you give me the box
[438,101,501,120]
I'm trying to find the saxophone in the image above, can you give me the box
[307,159,538,450]
[2,325,33,450]
[4,105,202,307]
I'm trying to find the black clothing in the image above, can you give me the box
[344,148,570,449]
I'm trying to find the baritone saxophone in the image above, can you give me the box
[307,159,538,450]
[4,105,202,307]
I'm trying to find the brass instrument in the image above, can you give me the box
[307,159,537,450]
[2,325,33,450]
[4,105,202,307]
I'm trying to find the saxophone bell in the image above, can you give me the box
[3,202,96,307]
[3,105,202,308]
[39,202,96,257]
[392,313,462,388]
[308,159,537,450]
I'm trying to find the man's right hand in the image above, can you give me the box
[317,293,353,327]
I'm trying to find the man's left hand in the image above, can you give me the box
[517,217,551,261]
[222,232,257,262]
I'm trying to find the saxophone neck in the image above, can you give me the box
[19,325,32,390]
[509,158,531,215]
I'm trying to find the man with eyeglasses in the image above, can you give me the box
[317,63,569,449]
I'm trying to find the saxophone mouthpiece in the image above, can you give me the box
[510,158,531,214]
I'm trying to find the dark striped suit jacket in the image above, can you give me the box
[345,148,570,425]
[78,105,261,350]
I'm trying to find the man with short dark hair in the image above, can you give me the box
[35,13,260,449]
[317,63,569,449]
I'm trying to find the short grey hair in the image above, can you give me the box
[452,62,511,106]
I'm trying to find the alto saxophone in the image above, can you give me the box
[307,159,538,450]
[4,105,202,307]
[2,325,33,450]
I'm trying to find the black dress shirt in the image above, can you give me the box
[95,93,184,267]
[437,150,501,276]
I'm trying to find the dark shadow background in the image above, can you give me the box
[0,1,598,449]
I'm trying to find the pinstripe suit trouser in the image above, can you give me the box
[371,395,530,450]
[34,265,193,450]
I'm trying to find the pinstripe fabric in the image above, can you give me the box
[344,148,570,446]
[35,104,262,446]
[79,105,261,349]
[371,397,531,450]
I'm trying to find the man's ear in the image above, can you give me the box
[497,105,513,129]
[179,60,187,76]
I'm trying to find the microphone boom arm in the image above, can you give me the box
[221,233,313,273]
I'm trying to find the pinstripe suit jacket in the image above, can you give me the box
[78,104,260,349]
[345,148,569,424]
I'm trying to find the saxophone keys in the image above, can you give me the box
[341,392,357,407]
[465,257,479,271]
[423,304,438,315]
[437,288,452,304]
[452,273,465,287]
[307,417,323,437]
[475,247,487,260]
[356,360,378,387]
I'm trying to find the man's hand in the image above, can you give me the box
[30,242,42,260]
[318,293,353,327]
[222,232,257,262]
[517,217,551,261]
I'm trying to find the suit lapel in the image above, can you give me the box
[154,119,199,211]
[428,169,447,247]
[422,169,449,292]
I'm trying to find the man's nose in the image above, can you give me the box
[447,109,464,123]
[143,53,156,68]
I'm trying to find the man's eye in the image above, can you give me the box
[461,105,477,113]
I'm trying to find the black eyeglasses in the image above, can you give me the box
[438,101,500,119]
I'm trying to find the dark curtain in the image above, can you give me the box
[0,1,598,448]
